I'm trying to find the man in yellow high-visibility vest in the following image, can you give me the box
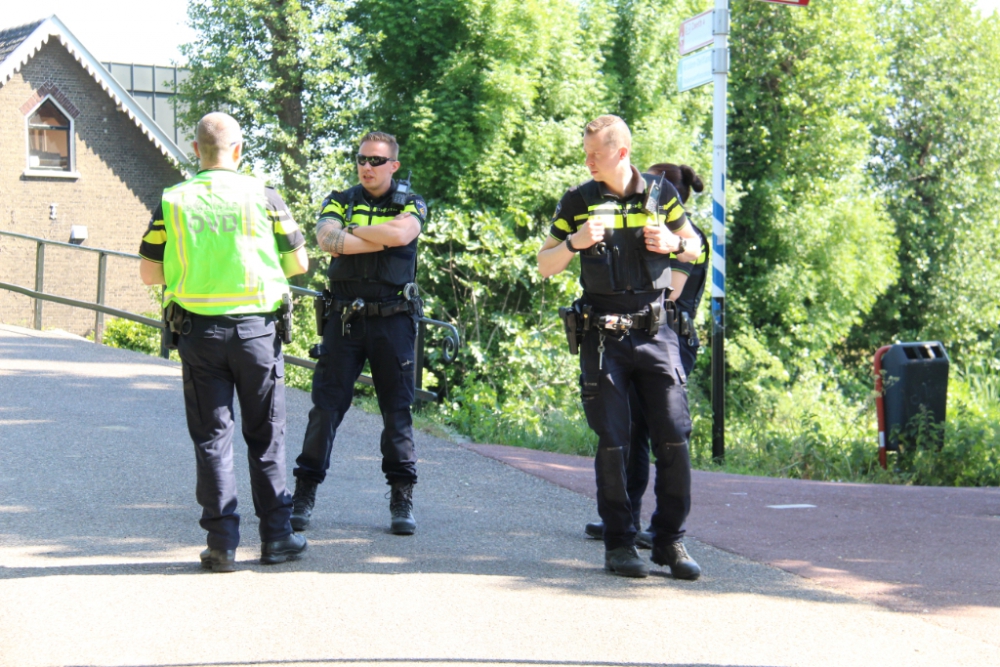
[139,112,309,572]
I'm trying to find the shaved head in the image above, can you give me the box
[195,112,242,163]
[584,115,631,151]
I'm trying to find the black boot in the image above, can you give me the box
[584,521,604,539]
[651,541,701,580]
[290,478,318,531]
[605,545,649,578]
[389,482,416,535]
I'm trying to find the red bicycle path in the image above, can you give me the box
[460,441,1000,648]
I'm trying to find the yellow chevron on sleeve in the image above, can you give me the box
[553,218,573,233]
[321,201,345,217]
[273,218,300,235]
[142,229,167,245]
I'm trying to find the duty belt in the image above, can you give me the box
[331,297,416,318]
[558,301,676,355]
[585,302,674,335]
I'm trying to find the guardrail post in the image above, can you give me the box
[95,252,108,344]
[33,242,45,330]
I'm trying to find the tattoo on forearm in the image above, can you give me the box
[317,220,343,255]
[333,228,346,255]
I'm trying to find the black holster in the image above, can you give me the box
[314,289,333,336]
[275,293,293,345]
[558,306,580,355]
[163,302,190,350]
[558,302,592,355]
[679,310,694,343]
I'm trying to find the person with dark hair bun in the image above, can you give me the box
[584,163,708,555]
[646,163,707,374]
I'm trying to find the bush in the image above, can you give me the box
[102,316,178,362]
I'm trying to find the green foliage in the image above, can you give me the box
[888,367,1000,487]
[726,0,898,377]
[179,0,361,221]
[414,206,595,452]
[102,317,178,362]
[354,0,604,215]
[584,0,713,174]
[857,0,1000,363]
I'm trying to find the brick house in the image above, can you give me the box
[0,16,190,336]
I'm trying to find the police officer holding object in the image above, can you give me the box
[538,116,702,579]
[138,112,309,572]
[290,132,427,536]
[584,163,708,552]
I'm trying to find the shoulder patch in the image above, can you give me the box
[415,199,427,218]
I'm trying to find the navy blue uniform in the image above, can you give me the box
[294,180,427,487]
[550,169,693,551]
[178,314,292,550]
[623,221,709,523]
[139,177,305,551]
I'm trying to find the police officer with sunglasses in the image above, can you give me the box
[290,132,428,536]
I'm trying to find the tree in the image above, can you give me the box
[353,0,606,218]
[583,0,713,175]
[857,0,1000,363]
[179,0,360,217]
[724,0,898,381]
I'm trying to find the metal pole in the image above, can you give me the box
[95,252,108,344]
[33,242,45,330]
[711,0,729,462]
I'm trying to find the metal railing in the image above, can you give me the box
[0,229,460,403]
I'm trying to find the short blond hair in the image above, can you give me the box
[359,131,399,159]
[584,115,631,150]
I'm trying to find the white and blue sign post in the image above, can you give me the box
[678,0,729,460]
[710,0,729,461]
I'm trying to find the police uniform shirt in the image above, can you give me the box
[138,169,305,266]
[549,167,690,313]
[317,179,428,300]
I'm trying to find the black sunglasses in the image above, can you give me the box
[356,154,394,166]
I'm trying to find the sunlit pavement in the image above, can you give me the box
[2,323,998,667]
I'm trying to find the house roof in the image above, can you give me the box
[0,15,190,170]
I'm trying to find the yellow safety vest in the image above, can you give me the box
[161,170,289,316]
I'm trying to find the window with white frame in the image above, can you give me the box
[27,99,73,172]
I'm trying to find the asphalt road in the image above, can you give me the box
[1,323,997,667]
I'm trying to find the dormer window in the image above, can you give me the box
[27,99,72,171]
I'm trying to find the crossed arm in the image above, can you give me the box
[317,213,421,257]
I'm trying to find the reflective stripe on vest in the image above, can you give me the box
[162,170,289,316]
[325,184,418,287]
[576,178,673,295]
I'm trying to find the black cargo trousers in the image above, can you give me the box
[579,316,693,551]
[177,312,293,551]
[294,300,418,487]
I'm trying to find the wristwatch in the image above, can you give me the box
[346,223,359,235]
[677,237,687,254]
[565,235,581,253]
